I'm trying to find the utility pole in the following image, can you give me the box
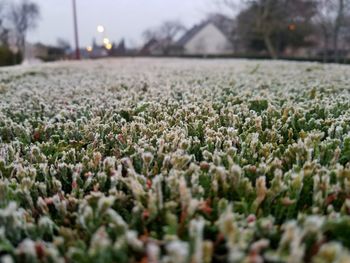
[72,0,80,59]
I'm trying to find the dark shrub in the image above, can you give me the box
[0,46,22,66]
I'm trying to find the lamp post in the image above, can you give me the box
[72,0,80,59]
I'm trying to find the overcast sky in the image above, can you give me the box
[26,0,220,48]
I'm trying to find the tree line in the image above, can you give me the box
[142,0,350,62]
[222,0,350,62]
[0,0,40,65]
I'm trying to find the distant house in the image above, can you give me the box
[177,16,234,55]
[139,15,235,56]
[25,43,67,63]
[25,43,47,61]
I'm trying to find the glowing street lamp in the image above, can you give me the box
[97,25,105,33]
[86,46,93,52]
[288,23,296,31]
[105,43,113,50]
[103,38,110,45]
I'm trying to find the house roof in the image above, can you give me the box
[140,38,158,52]
[177,15,234,46]
[177,22,210,47]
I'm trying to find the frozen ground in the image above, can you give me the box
[1,58,350,262]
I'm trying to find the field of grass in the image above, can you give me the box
[1,58,350,262]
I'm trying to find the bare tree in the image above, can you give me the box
[342,16,350,62]
[314,0,350,62]
[217,0,239,10]
[142,29,159,42]
[142,20,186,55]
[158,20,186,41]
[0,0,9,45]
[223,0,317,59]
[213,0,241,16]
[255,0,279,59]
[218,0,281,58]
[143,20,186,42]
[333,0,350,62]
[8,0,40,55]
[314,0,335,62]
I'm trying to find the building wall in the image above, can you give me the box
[184,23,232,55]
[24,43,48,61]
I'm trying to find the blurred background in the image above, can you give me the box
[0,0,350,66]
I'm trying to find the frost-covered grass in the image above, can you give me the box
[1,58,350,262]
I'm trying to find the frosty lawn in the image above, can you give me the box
[1,58,350,262]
